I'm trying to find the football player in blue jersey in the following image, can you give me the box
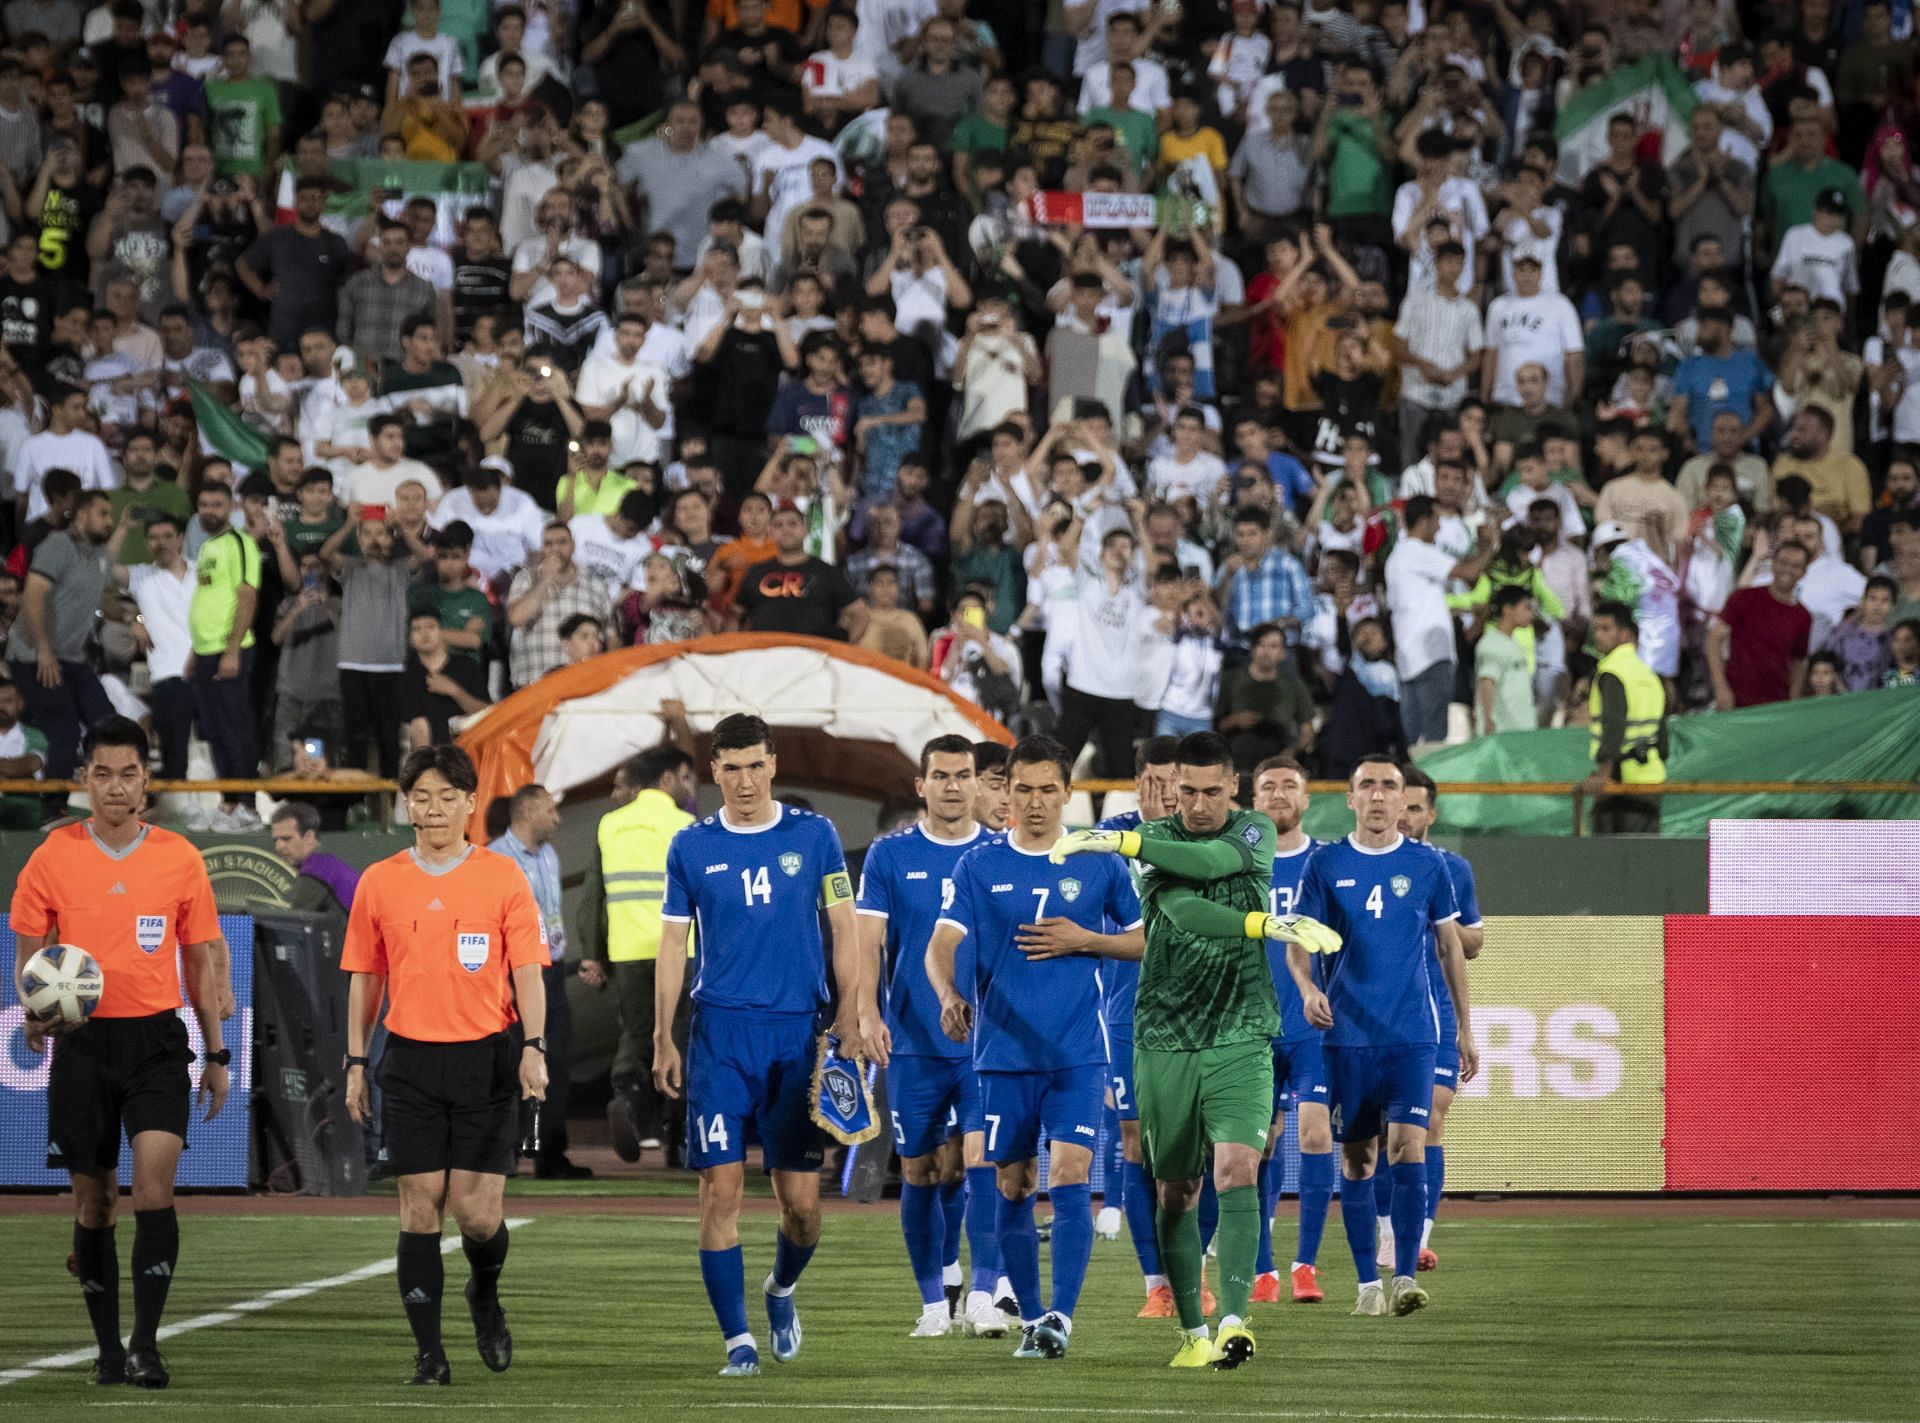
[1249,755,1335,1306]
[1289,756,1478,1319]
[1092,736,1184,1318]
[1389,765,1483,1273]
[972,742,1010,832]
[653,715,887,1378]
[926,735,1144,1361]
[858,735,1006,1340]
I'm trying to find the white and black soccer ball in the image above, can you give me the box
[18,945,104,1026]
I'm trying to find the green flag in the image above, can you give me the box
[187,377,269,470]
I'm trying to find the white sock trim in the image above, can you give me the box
[1220,1313,1243,1329]
[1184,1324,1211,1340]
[1420,1218,1434,1248]
[1144,1273,1170,1290]
[724,1332,757,1354]
[942,1262,962,1286]
[763,1272,796,1299]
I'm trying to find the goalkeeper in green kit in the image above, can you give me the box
[1050,732,1340,1371]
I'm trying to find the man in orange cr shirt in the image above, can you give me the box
[11,716,230,1392]
[343,744,548,1387]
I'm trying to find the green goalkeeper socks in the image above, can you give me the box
[1215,1185,1259,1320]
[1156,1200,1206,1330]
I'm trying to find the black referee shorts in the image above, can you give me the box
[47,1013,193,1174]
[377,1032,517,1177]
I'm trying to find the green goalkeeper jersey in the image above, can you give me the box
[1132,809,1281,1052]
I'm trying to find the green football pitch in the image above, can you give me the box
[0,1200,1913,1421]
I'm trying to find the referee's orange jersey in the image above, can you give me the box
[10,823,221,1018]
[342,845,547,1043]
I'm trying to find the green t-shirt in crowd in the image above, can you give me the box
[190,526,261,654]
[284,510,346,563]
[950,112,1010,156]
[108,477,192,565]
[1133,809,1282,1052]
[1474,624,1536,735]
[205,76,283,176]
[1085,105,1157,176]
[408,579,493,660]
[1761,157,1864,248]
[1323,110,1392,218]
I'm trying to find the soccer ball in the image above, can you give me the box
[18,945,104,1025]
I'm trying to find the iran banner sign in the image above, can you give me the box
[1025,191,1160,228]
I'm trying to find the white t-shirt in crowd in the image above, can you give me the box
[429,484,547,581]
[1384,534,1460,679]
[18,428,118,521]
[345,457,443,510]
[1146,449,1228,505]
[1770,224,1857,306]
[568,512,652,591]
[1484,289,1584,406]
[752,135,840,261]
[125,560,195,682]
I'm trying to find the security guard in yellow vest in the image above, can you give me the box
[1581,600,1668,835]
[577,744,697,1161]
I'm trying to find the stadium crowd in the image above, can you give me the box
[3,0,1920,827]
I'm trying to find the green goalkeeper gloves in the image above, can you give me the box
[1253,913,1342,955]
[1047,828,1140,863]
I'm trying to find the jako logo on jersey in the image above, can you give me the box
[1059,878,1082,903]
[1390,876,1411,897]
[1074,1124,1096,1137]
[779,852,802,877]
[1409,1105,1429,1117]
[457,933,489,973]
[906,871,928,880]
[135,915,167,954]
[704,863,730,874]
[1336,878,1356,887]
[991,883,1013,892]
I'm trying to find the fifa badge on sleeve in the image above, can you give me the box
[809,1034,880,1146]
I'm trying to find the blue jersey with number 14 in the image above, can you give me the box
[1267,839,1324,1043]
[662,804,850,1016]
[1294,834,1459,1049]
[938,835,1142,1073]
[856,822,984,1059]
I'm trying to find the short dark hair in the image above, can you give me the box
[1404,494,1437,528]
[625,743,693,789]
[1593,599,1638,634]
[557,612,603,642]
[1008,734,1072,786]
[271,801,322,836]
[711,712,775,756]
[1172,731,1233,771]
[509,782,550,820]
[368,413,403,439]
[1490,583,1533,616]
[82,715,150,767]
[401,313,437,341]
[1135,735,1178,774]
[919,733,976,774]
[1401,764,1438,800]
[398,744,479,795]
[972,740,1011,777]
[484,796,514,841]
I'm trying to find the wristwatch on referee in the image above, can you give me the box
[523,1037,547,1055]
[203,1048,232,1066]
[343,1054,370,1071]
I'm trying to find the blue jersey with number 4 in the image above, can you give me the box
[1295,834,1460,1049]
[856,822,985,1059]
[1267,839,1324,1043]
[1095,810,1144,1035]
[662,804,850,1015]
[938,835,1142,1073]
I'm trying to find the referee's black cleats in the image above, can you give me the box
[465,1279,513,1373]
[124,1348,169,1389]
[408,1351,451,1386]
[89,1353,127,1386]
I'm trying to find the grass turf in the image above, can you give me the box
[0,1207,1912,1421]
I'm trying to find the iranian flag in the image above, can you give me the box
[1552,56,1697,187]
[321,159,495,249]
[188,377,268,473]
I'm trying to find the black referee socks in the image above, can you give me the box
[461,1224,510,1304]
[72,1222,121,1359]
[129,1208,179,1351]
[397,1232,445,1355]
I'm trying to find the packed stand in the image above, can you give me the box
[2,0,1918,824]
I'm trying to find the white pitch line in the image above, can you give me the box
[35,1402,1905,1423]
[0,1218,531,1389]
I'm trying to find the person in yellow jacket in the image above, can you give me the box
[1580,600,1668,835]
[577,740,698,1162]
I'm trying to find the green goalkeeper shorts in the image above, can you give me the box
[1134,1039,1276,1183]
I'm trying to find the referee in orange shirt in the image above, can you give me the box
[10,716,230,1391]
[342,745,548,1387]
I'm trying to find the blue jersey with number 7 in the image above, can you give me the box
[937,834,1141,1073]
[662,804,851,1015]
[1294,834,1459,1049]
